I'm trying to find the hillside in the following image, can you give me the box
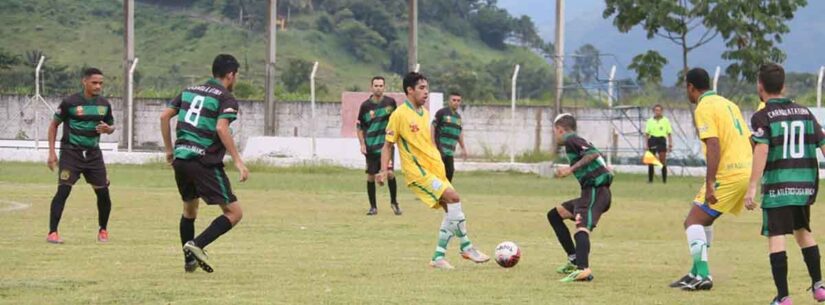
[0,0,554,102]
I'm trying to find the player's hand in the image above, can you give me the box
[461,149,468,161]
[554,167,572,178]
[360,145,367,155]
[47,151,57,172]
[668,144,673,153]
[705,182,718,205]
[376,170,386,186]
[165,149,174,165]
[235,160,249,182]
[744,187,758,211]
[96,121,113,134]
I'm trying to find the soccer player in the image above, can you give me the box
[547,114,613,282]
[46,68,115,244]
[432,92,468,182]
[160,54,249,273]
[356,76,401,216]
[669,68,753,291]
[744,63,825,305]
[644,104,672,183]
[376,72,489,269]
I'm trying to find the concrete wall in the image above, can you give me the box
[2,95,732,158]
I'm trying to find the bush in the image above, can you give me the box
[186,23,209,40]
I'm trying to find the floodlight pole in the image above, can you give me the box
[265,0,278,135]
[123,0,134,149]
[407,0,418,73]
[607,65,616,166]
[34,56,46,150]
[310,61,319,158]
[511,64,520,164]
[713,66,721,92]
[127,58,139,152]
[817,66,824,109]
[551,0,564,154]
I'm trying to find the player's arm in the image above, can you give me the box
[160,107,178,164]
[377,141,394,186]
[745,143,768,210]
[96,106,116,135]
[666,119,673,152]
[356,104,368,155]
[357,129,367,155]
[459,132,468,160]
[703,137,721,204]
[216,118,248,182]
[47,101,69,171]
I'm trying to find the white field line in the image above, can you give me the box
[0,199,31,213]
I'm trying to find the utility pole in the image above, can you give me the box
[265,0,278,135]
[407,0,418,73]
[123,0,134,149]
[551,0,564,153]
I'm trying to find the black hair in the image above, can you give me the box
[449,92,462,98]
[402,72,427,94]
[554,114,577,131]
[83,68,103,78]
[212,54,240,78]
[758,63,785,94]
[653,104,663,110]
[685,68,710,91]
[371,76,385,85]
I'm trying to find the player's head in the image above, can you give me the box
[553,113,576,143]
[652,104,663,117]
[371,76,385,97]
[685,67,710,104]
[403,72,428,106]
[82,67,104,97]
[212,54,240,91]
[757,63,784,100]
[448,92,462,110]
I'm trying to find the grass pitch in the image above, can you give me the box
[1,161,824,304]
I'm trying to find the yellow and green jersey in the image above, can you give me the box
[385,100,447,183]
[645,117,671,138]
[432,107,463,157]
[357,96,397,155]
[694,90,753,180]
[167,78,239,166]
[751,98,825,208]
[53,93,114,149]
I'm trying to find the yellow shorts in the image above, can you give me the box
[408,173,452,209]
[693,176,749,216]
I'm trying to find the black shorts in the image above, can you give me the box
[762,205,811,236]
[365,153,394,175]
[648,136,667,153]
[561,186,612,230]
[58,148,108,187]
[442,155,455,182]
[173,159,237,205]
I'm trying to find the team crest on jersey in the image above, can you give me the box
[59,170,70,181]
[76,106,84,116]
[97,106,106,115]
[446,116,451,123]
[409,123,420,133]
[431,178,443,191]
[753,127,765,137]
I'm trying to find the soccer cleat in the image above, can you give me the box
[810,281,825,302]
[560,268,594,282]
[46,232,64,244]
[669,274,695,288]
[680,276,713,291]
[429,258,455,270]
[391,203,403,215]
[366,207,377,216]
[183,241,214,273]
[770,296,792,305]
[97,229,109,242]
[556,261,577,274]
[460,247,490,263]
[184,259,198,273]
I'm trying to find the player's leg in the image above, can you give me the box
[443,155,455,182]
[440,188,489,264]
[560,186,609,282]
[548,200,577,274]
[387,169,402,215]
[365,154,378,215]
[48,150,81,243]
[790,206,825,301]
[85,151,111,242]
[768,233,791,304]
[658,150,668,184]
[673,194,719,290]
[173,159,200,271]
[647,138,656,183]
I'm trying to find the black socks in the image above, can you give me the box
[94,187,112,230]
[367,181,377,209]
[771,251,789,299]
[193,215,233,248]
[574,231,591,270]
[49,185,72,233]
[803,245,822,286]
[388,177,398,204]
[547,208,576,259]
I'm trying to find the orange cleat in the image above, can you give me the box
[46,232,64,244]
[97,229,109,242]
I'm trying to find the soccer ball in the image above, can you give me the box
[494,241,521,268]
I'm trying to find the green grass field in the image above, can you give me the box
[1,161,824,304]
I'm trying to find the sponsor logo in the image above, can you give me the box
[223,107,237,113]
[386,130,395,137]
[76,106,84,116]
[60,170,70,180]
[97,106,106,115]
[431,178,443,191]
[446,116,451,123]
[698,124,709,133]
[370,110,375,119]
[409,123,420,133]
[753,127,765,137]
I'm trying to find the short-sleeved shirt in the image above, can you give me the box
[385,100,446,183]
[167,78,239,166]
[357,96,397,155]
[645,117,671,138]
[562,133,612,188]
[694,91,753,180]
[751,98,825,208]
[53,93,114,150]
[432,107,463,157]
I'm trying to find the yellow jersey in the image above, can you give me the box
[757,101,766,111]
[386,100,447,183]
[694,91,753,180]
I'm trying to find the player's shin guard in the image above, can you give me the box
[547,208,576,260]
[193,215,233,248]
[802,245,822,285]
[49,185,72,233]
[432,216,454,261]
[180,215,196,262]
[771,251,790,299]
[686,224,710,278]
[446,202,473,252]
[367,181,377,209]
[94,187,112,230]
[574,231,590,269]
[388,178,398,204]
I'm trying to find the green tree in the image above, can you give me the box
[470,6,513,49]
[628,50,668,86]
[571,44,601,84]
[282,58,314,92]
[0,49,19,70]
[337,20,387,62]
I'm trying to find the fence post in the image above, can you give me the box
[310,61,319,158]
[127,58,139,152]
[607,65,616,165]
[510,64,520,164]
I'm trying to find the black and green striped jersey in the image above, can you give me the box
[751,98,825,208]
[356,96,397,155]
[168,78,239,166]
[432,107,463,157]
[53,93,114,149]
[563,133,612,188]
